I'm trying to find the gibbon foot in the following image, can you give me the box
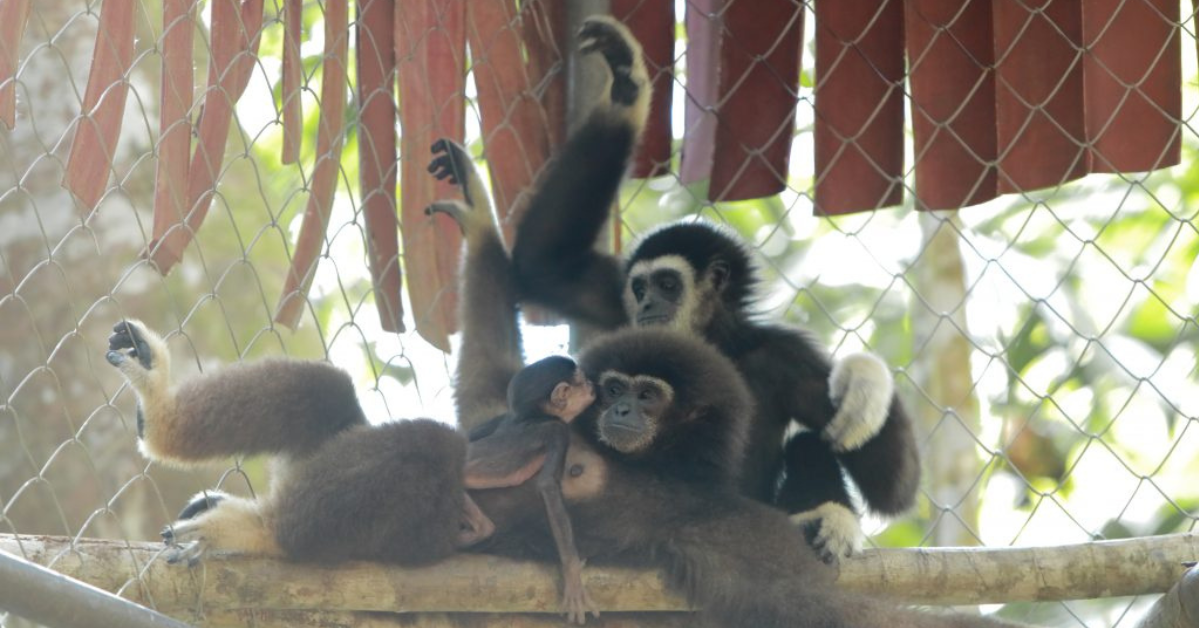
[789,502,864,565]
[562,560,600,625]
[824,352,893,453]
[161,518,211,567]
[161,496,280,566]
[425,200,473,236]
[428,139,473,190]
[577,17,645,108]
[107,320,154,370]
[105,319,170,391]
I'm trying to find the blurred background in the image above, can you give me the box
[1,0,1197,626]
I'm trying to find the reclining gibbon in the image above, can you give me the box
[503,0,920,561]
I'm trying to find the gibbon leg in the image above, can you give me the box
[106,320,181,463]
[106,320,367,465]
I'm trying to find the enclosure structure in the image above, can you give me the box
[1,0,1198,626]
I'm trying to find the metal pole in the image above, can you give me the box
[0,549,191,628]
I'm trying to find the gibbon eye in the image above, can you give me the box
[658,276,678,292]
[630,277,647,301]
[605,381,624,397]
[638,388,657,402]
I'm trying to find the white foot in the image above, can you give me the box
[824,352,893,453]
[790,502,865,564]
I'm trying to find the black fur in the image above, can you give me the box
[509,65,920,520]
[507,355,576,417]
[176,491,227,521]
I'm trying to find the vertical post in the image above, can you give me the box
[911,210,983,547]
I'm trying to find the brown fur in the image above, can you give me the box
[274,419,469,565]
[107,320,482,566]
[165,358,367,462]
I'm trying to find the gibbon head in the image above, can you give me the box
[507,355,595,422]
[623,221,757,333]
[577,327,751,481]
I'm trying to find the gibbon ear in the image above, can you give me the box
[708,260,731,294]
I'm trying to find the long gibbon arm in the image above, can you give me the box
[509,17,649,330]
[106,321,366,466]
[427,140,522,430]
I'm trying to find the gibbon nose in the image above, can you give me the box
[613,401,632,418]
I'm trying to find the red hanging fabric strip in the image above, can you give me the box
[358,0,403,333]
[613,0,675,179]
[814,0,906,215]
[396,0,465,351]
[280,0,303,164]
[63,0,136,212]
[1083,0,1181,173]
[992,0,1086,194]
[151,0,195,266]
[275,0,348,330]
[468,0,555,245]
[0,0,31,129]
[679,0,721,185]
[709,0,802,202]
[146,0,264,272]
[521,0,567,150]
[906,0,997,210]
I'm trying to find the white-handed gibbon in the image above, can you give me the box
[504,10,919,561]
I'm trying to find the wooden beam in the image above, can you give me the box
[1,533,1195,616]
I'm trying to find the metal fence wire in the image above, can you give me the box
[1,0,1198,626]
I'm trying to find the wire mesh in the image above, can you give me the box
[0,0,1197,626]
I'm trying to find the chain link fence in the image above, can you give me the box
[1,0,1197,626]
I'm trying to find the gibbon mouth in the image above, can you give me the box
[636,314,670,326]
[602,420,643,435]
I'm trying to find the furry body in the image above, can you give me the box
[507,6,921,560]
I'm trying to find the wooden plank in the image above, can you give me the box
[3,533,1196,610]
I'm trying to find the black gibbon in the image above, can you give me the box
[506,10,918,561]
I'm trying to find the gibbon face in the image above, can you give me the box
[593,370,674,454]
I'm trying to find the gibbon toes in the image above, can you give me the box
[425,200,472,235]
[562,564,600,625]
[161,519,210,567]
[428,138,472,188]
[824,352,894,453]
[577,17,645,107]
[789,502,865,565]
[107,320,155,371]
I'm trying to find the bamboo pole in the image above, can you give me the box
[2,532,1196,615]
